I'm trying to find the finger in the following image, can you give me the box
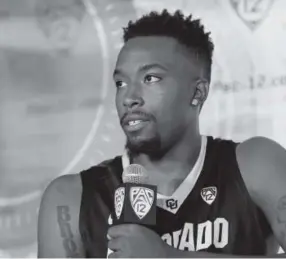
[108,224,131,238]
[108,238,121,251]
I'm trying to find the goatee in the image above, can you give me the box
[125,136,162,158]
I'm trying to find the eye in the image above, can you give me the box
[115,80,127,88]
[144,75,161,84]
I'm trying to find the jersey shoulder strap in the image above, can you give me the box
[79,156,122,257]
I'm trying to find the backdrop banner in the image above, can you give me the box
[0,0,285,257]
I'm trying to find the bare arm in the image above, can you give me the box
[236,137,286,254]
[37,174,85,258]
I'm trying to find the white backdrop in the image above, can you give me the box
[0,0,285,257]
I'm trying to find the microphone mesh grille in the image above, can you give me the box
[122,164,148,184]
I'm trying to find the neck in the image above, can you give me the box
[130,130,202,195]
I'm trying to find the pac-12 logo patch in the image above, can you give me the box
[201,186,217,205]
[230,0,274,31]
[130,187,154,220]
[114,187,125,219]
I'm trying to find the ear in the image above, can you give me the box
[191,79,209,107]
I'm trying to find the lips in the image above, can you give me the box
[127,120,143,126]
[124,120,149,132]
[121,114,151,132]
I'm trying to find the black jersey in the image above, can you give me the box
[79,136,272,257]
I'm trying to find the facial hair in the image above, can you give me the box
[121,110,164,157]
[125,132,162,157]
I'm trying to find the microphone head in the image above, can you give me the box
[122,164,148,184]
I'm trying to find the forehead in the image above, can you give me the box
[115,36,193,72]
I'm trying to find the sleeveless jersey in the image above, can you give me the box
[79,136,272,257]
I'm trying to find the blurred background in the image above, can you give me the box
[0,0,285,257]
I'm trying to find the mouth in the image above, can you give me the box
[123,119,150,132]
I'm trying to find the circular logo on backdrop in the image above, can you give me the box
[34,0,86,53]
[0,0,136,256]
[229,0,274,30]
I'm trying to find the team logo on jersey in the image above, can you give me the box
[114,187,125,219]
[166,198,178,210]
[201,186,217,205]
[230,0,274,31]
[130,187,154,220]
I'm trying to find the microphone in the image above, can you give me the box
[112,164,157,226]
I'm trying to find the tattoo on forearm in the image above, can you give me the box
[57,205,80,257]
[277,195,286,244]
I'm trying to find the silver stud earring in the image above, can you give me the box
[192,99,199,106]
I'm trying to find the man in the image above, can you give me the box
[37,10,286,257]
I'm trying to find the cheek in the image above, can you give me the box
[162,96,190,129]
[115,93,124,117]
[163,79,189,105]
[163,89,189,115]
[145,84,187,115]
[144,87,164,105]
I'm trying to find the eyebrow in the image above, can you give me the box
[113,63,168,78]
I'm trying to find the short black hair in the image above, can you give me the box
[123,9,214,81]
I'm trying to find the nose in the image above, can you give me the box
[123,87,144,109]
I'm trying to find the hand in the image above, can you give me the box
[107,224,172,258]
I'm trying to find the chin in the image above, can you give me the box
[126,135,161,155]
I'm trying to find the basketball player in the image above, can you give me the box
[37,10,286,257]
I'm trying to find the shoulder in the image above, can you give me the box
[235,136,286,191]
[44,174,82,196]
[39,174,82,213]
[40,155,122,207]
[207,136,239,157]
[80,156,123,182]
[236,136,282,157]
[208,135,239,147]
[236,136,284,173]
